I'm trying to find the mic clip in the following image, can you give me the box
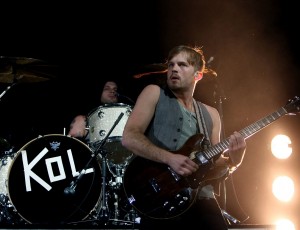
[64,169,86,195]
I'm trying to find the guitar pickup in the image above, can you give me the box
[196,152,209,164]
[149,178,160,193]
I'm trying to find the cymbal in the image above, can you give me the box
[0,56,58,83]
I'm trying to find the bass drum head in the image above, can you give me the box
[7,134,102,225]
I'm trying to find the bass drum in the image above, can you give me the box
[7,134,102,225]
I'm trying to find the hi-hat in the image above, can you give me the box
[0,56,58,83]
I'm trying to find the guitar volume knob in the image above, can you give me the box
[178,200,185,207]
[175,193,182,199]
[163,201,170,208]
[169,206,176,214]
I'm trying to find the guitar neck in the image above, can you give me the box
[203,106,288,160]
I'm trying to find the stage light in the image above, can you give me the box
[275,218,295,230]
[272,176,294,202]
[271,135,292,159]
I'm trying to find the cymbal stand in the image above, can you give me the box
[0,83,16,101]
[0,62,18,102]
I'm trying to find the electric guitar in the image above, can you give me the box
[123,96,300,220]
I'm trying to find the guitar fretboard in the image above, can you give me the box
[203,106,288,160]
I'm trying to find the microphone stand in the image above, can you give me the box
[117,93,135,105]
[213,82,227,208]
[64,112,125,224]
[213,82,242,225]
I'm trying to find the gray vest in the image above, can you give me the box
[145,87,212,151]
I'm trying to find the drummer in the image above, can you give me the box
[68,80,119,140]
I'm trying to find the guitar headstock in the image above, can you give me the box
[284,96,300,114]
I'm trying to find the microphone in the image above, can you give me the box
[64,183,75,195]
[64,169,86,195]
[207,56,214,65]
[206,56,217,77]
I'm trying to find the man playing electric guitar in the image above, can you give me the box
[122,45,246,229]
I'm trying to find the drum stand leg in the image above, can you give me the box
[124,207,139,223]
[96,151,110,224]
[110,190,120,225]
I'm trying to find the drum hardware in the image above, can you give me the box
[87,103,133,179]
[86,104,140,226]
[94,112,125,224]
[124,207,140,224]
[105,183,140,227]
[91,110,140,227]
[0,82,17,102]
[64,112,124,195]
[95,148,110,223]
[65,111,124,226]
[108,165,124,189]
[0,193,26,225]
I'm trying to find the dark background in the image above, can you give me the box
[0,0,299,228]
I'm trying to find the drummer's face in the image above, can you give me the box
[101,81,118,104]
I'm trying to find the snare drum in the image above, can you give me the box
[0,148,23,225]
[87,103,133,177]
[7,134,102,224]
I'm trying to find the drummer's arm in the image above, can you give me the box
[68,115,88,138]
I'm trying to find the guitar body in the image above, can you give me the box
[123,133,227,219]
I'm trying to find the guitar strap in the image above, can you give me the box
[193,99,212,147]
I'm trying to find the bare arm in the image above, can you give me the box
[122,85,172,163]
[68,115,87,138]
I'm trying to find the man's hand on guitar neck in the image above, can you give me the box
[227,131,246,169]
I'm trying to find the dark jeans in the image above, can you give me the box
[139,198,228,230]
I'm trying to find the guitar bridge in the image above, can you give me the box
[168,167,181,181]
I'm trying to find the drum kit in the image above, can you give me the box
[0,57,140,227]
